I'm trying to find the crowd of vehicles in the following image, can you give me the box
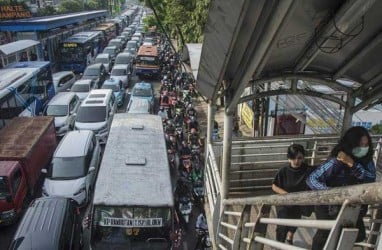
[0,5,211,249]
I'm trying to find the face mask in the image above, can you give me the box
[352,146,369,158]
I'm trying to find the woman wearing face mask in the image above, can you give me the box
[272,144,313,245]
[307,126,376,250]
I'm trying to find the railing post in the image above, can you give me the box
[248,204,271,250]
[324,200,360,250]
[206,101,215,146]
[234,205,251,250]
[311,140,317,166]
[222,109,233,201]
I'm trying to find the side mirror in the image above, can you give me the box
[41,168,47,174]
[88,167,96,173]
[6,195,12,203]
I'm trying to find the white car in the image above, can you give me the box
[53,71,76,93]
[70,79,97,101]
[110,64,130,89]
[42,130,101,206]
[94,53,112,72]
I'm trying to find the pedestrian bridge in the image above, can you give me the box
[192,0,382,249]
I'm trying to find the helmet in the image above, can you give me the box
[190,116,196,122]
[167,120,173,126]
[159,106,164,111]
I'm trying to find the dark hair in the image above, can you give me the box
[331,126,373,161]
[287,144,305,159]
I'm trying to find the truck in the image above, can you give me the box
[0,117,57,225]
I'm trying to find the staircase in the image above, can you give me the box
[204,135,382,249]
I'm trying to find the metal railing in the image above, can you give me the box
[204,134,382,250]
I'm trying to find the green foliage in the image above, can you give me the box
[370,124,382,135]
[36,5,56,16]
[140,0,210,43]
[58,0,83,13]
[85,0,99,10]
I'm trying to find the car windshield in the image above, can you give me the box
[133,88,151,97]
[71,84,90,92]
[127,43,136,49]
[109,41,120,47]
[102,84,119,92]
[76,106,106,123]
[95,58,109,64]
[103,48,115,55]
[46,105,68,116]
[111,68,126,76]
[84,68,99,77]
[51,157,86,179]
[0,177,10,198]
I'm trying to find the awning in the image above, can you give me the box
[0,40,40,56]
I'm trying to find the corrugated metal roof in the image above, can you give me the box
[0,40,40,56]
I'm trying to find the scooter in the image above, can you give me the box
[195,228,212,250]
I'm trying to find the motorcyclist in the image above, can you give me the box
[186,104,197,118]
[195,210,209,250]
[190,163,203,183]
[188,116,199,131]
[157,106,168,120]
[179,140,191,158]
[188,128,201,147]
[165,120,176,136]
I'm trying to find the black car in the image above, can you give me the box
[81,63,108,88]
[9,197,82,250]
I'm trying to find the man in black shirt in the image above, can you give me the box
[272,144,312,245]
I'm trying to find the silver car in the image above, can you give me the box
[42,130,101,206]
[43,92,80,137]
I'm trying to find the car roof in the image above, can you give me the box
[103,78,121,85]
[104,46,117,50]
[85,63,103,69]
[73,79,93,85]
[133,81,152,89]
[109,38,122,42]
[48,92,76,106]
[53,71,74,80]
[55,130,93,157]
[116,52,132,58]
[112,64,127,70]
[80,89,113,107]
[11,197,70,249]
[96,53,110,59]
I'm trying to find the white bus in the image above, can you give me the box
[89,114,174,249]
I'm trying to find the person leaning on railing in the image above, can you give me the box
[307,126,376,250]
[272,144,314,245]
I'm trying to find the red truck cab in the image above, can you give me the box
[0,117,56,225]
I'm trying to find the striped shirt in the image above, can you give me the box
[306,158,376,190]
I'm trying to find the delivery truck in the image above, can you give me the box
[0,117,57,225]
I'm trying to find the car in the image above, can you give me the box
[9,197,82,250]
[126,98,152,114]
[110,64,130,89]
[102,78,125,107]
[94,53,112,72]
[107,38,123,53]
[128,81,155,110]
[114,52,134,74]
[126,40,139,51]
[43,92,80,137]
[123,48,137,62]
[70,79,98,101]
[81,63,108,88]
[74,89,116,144]
[102,46,118,63]
[131,36,141,46]
[42,130,101,206]
[116,35,128,48]
[121,31,132,40]
[53,71,76,93]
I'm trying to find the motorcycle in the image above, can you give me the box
[192,179,205,207]
[195,228,212,250]
[179,195,192,223]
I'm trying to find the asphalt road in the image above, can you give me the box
[0,68,202,249]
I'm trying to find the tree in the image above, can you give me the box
[36,5,56,16]
[58,0,83,13]
[139,0,211,44]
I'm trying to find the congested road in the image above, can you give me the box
[0,67,202,249]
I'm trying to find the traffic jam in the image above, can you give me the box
[0,5,210,250]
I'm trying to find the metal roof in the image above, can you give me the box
[0,10,107,32]
[197,0,382,116]
[0,40,40,56]
[93,114,173,207]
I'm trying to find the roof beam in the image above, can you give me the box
[294,0,376,72]
[226,0,296,114]
[249,73,352,93]
[239,89,346,107]
[333,31,382,79]
[354,71,382,96]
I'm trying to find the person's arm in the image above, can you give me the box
[306,158,337,190]
[272,184,288,194]
[351,161,376,182]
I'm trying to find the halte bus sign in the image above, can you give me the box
[100,217,163,228]
[0,5,32,20]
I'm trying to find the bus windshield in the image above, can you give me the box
[92,206,172,249]
[60,46,85,63]
[136,56,158,66]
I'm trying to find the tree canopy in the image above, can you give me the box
[140,0,210,44]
